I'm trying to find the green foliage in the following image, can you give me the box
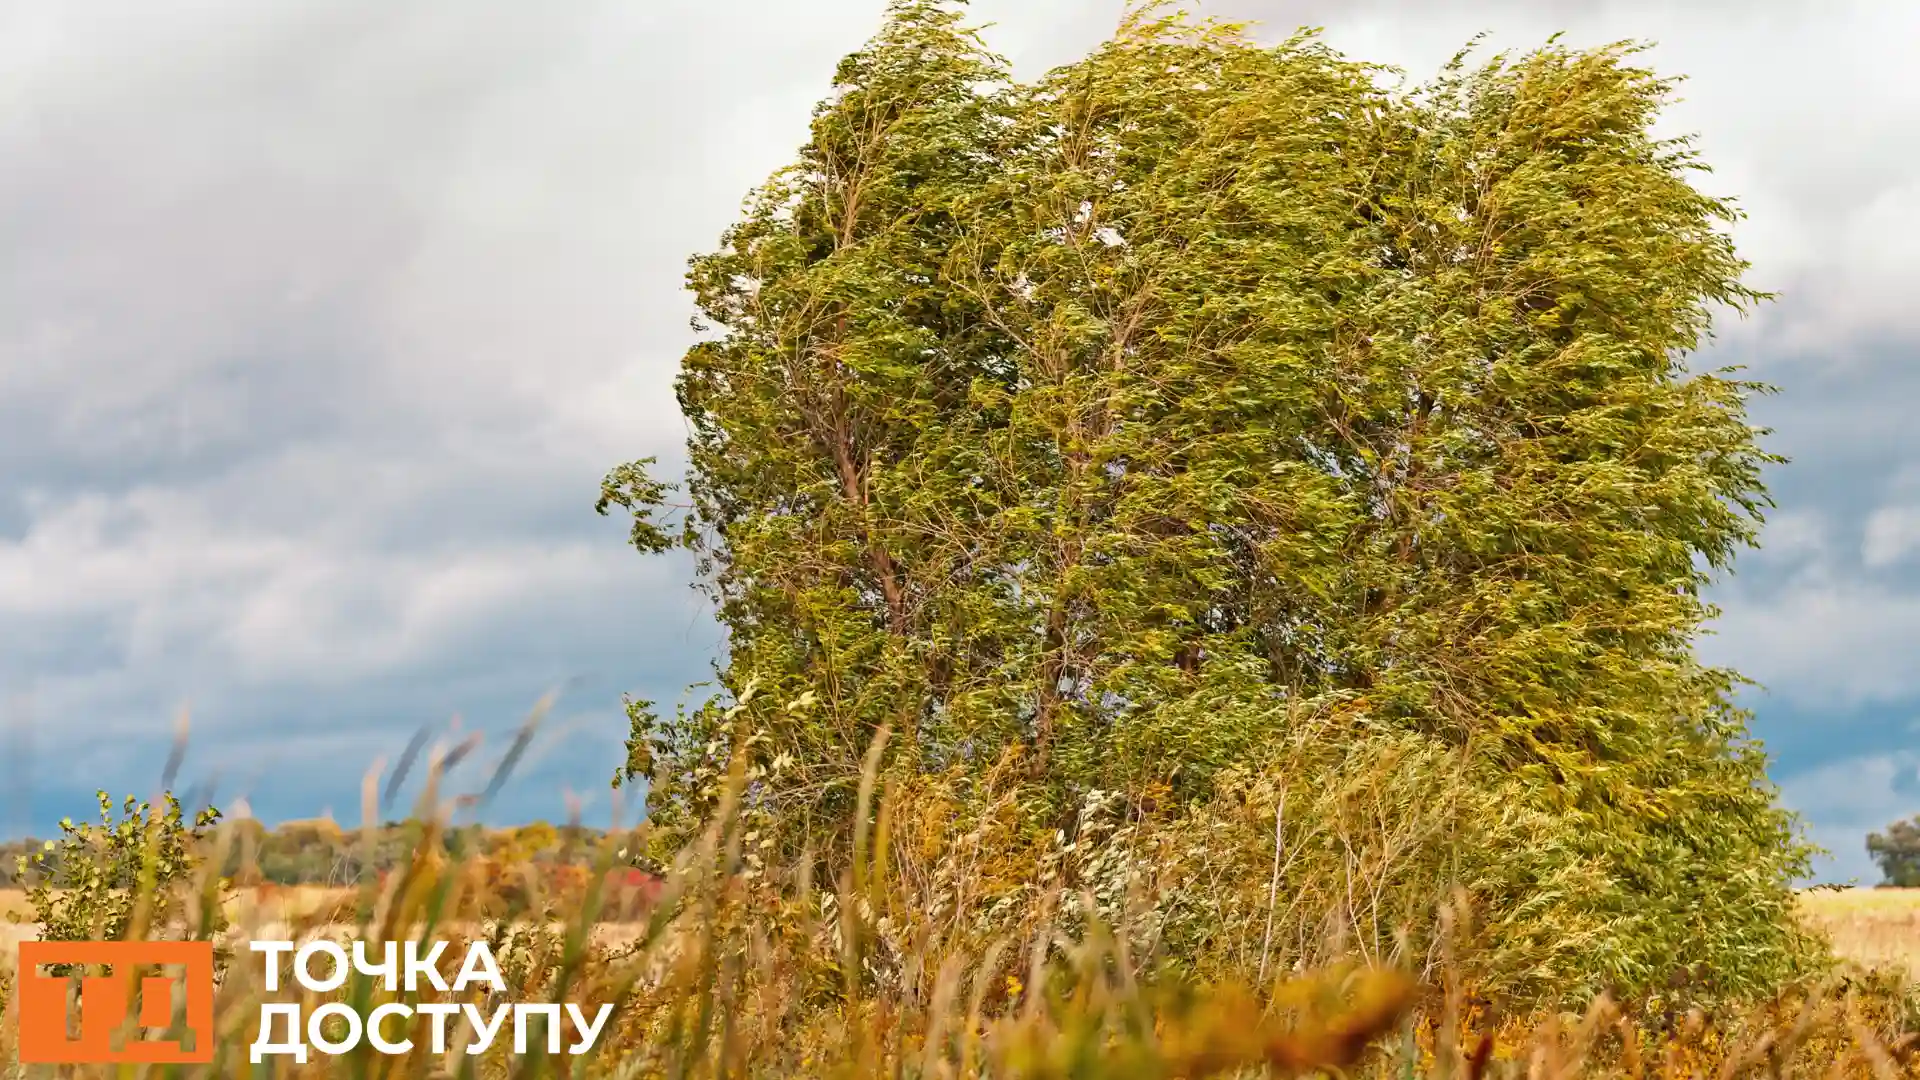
[12,791,224,949]
[1869,816,1920,888]
[600,0,1818,1014]
[595,455,680,554]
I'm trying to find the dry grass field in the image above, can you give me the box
[1799,887,1920,980]
[2,880,1917,1075]
[0,883,654,958]
[6,885,1917,977]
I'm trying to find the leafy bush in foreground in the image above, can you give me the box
[9,790,225,950]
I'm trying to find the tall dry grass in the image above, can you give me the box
[2,745,1918,1078]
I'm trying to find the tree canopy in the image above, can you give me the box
[1868,815,1920,888]
[600,0,1818,1010]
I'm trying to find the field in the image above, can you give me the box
[4,877,1919,1076]
[7,885,1918,978]
[1798,887,1920,979]
[0,882,656,956]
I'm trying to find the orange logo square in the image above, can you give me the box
[15,941,215,1063]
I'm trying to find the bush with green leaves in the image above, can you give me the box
[598,0,1823,1013]
[11,790,226,948]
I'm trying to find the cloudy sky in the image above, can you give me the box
[1,0,1912,883]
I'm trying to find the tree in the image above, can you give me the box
[600,1,1819,1009]
[1867,816,1920,887]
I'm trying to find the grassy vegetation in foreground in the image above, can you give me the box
[1,765,1918,1079]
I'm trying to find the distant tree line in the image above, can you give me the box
[1,816,624,889]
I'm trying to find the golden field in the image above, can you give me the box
[3,872,1918,1076]
[6,885,1918,978]
[1797,887,1920,980]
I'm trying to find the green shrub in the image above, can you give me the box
[597,0,1821,1015]
[10,790,226,951]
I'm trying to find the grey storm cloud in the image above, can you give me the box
[1,0,1915,881]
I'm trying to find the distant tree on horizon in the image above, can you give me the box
[1868,815,1920,887]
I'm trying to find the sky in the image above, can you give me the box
[0,0,1913,884]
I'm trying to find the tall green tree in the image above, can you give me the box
[601,1,1819,1008]
[601,0,1017,843]
[1867,815,1920,887]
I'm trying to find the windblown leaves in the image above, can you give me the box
[602,1,1818,1011]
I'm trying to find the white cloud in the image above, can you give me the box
[1864,505,1920,569]
[1780,751,1920,885]
[0,473,704,677]
[1702,476,1920,705]
[1706,579,1920,708]
[1745,510,1832,569]
[0,0,1916,846]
